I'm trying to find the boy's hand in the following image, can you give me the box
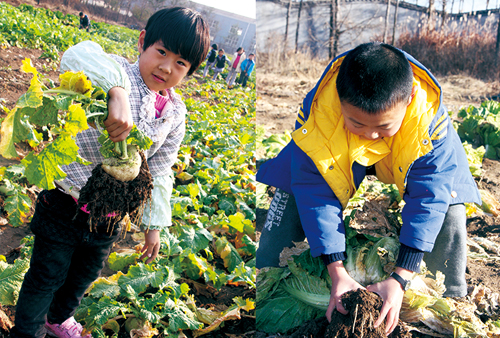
[105,86,133,142]
[367,267,412,335]
[326,261,364,321]
[140,229,160,264]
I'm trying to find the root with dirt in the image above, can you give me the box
[289,289,412,338]
[77,150,153,232]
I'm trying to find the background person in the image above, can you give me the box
[237,53,255,87]
[211,49,231,81]
[226,47,245,87]
[79,12,90,32]
[203,43,218,77]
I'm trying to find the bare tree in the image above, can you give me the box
[148,0,165,13]
[284,0,292,55]
[441,0,447,28]
[383,0,391,43]
[295,0,304,54]
[496,13,500,68]
[427,0,435,31]
[391,0,399,45]
[329,0,334,58]
[329,0,340,58]
[165,0,190,7]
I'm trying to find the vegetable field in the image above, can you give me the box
[0,1,256,336]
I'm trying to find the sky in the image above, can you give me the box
[191,0,256,19]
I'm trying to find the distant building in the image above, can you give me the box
[194,2,256,57]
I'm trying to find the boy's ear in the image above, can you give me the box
[137,30,146,54]
[407,85,417,105]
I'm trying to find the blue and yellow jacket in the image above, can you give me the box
[257,49,481,260]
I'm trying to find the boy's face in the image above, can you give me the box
[249,55,255,60]
[137,30,191,92]
[341,86,416,140]
[219,51,224,56]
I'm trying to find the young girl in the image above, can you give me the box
[11,7,210,338]
[226,47,245,87]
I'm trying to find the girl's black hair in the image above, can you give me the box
[336,42,413,115]
[143,7,210,76]
[237,47,243,52]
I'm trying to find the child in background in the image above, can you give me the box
[212,49,231,81]
[11,7,210,338]
[78,12,90,32]
[238,53,255,87]
[203,43,218,77]
[256,42,481,335]
[226,47,245,87]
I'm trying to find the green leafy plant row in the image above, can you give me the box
[0,2,139,60]
[456,101,500,160]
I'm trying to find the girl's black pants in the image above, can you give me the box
[10,189,121,338]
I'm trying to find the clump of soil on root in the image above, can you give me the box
[291,289,411,338]
[77,151,153,231]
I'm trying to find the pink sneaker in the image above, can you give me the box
[45,317,91,338]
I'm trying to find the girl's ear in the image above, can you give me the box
[137,30,146,54]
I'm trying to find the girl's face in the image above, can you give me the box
[137,30,191,92]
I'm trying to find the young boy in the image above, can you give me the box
[256,42,481,335]
[203,43,218,77]
[226,47,245,87]
[238,53,255,87]
[79,12,90,32]
[211,49,231,81]
[11,7,210,338]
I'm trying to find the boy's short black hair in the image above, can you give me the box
[212,43,218,49]
[143,7,210,76]
[249,53,255,56]
[79,12,83,16]
[336,42,413,115]
[219,49,224,53]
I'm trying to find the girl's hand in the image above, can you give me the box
[140,229,160,264]
[326,261,365,321]
[105,86,133,142]
[367,268,412,335]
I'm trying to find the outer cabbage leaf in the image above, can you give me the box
[256,260,329,333]
[0,258,30,306]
